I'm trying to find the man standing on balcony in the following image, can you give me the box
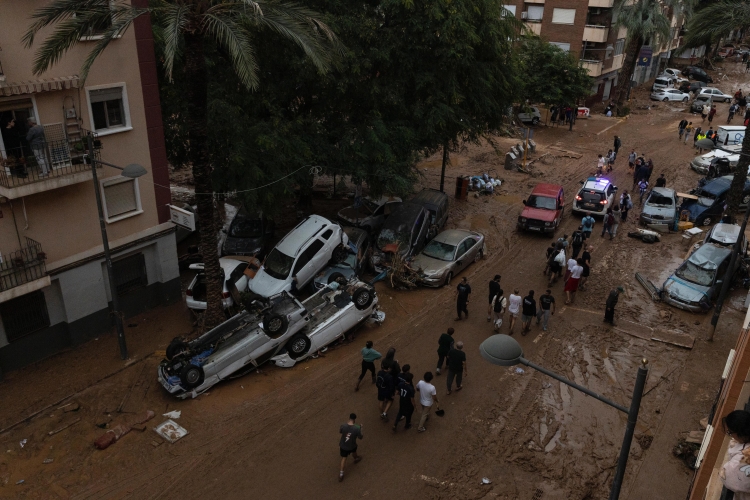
[26,117,49,177]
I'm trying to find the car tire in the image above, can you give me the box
[697,215,713,226]
[531,117,540,126]
[742,194,750,205]
[444,272,453,287]
[180,364,205,389]
[663,97,669,102]
[166,338,189,360]
[474,249,483,263]
[726,98,731,103]
[332,245,348,264]
[263,313,289,336]
[682,97,689,102]
[286,334,311,359]
[328,272,346,285]
[353,287,374,310]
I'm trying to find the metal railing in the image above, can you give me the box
[0,130,101,189]
[0,237,47,292]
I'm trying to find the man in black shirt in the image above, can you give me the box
[446,342,467,395]
[521,290,537,335]
[436,328,454,375]
[536,289,556,331]
[339,413,363,482]
[392,373,416,431]
[455,277,472,320]
[487,275,501,321]
[571,227,585,259]
[655,174,666,188]
[376,368,394,420]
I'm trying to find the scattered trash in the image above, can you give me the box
[154,419,188,444]
[481,477,492,485]
[515,367,525,374]
[627,229,661,243]
[16,480,24,485]
[162,410,181,419]
[19,439,27,448]
[43,458,53,464]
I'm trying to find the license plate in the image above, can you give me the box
[583,203,595,208]
[159,376,171,391]
[528,227,540,231]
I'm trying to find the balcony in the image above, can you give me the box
[588,0,614,6]
[0,131,101,199]
[523,20,543,35]
[0,238,48,293]
[581,59,604,77]
[617,26,627,39]
[610,54,625,71]
[583,25,610,43]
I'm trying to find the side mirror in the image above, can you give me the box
[613,186,618,191]
[522,199,527,205]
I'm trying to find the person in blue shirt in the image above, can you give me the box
[355,341,381,391]
[581,213,595,239]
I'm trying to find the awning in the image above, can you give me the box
[0,76,80,97]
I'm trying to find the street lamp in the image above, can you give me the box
[86,134,147,360]
[479,335,649,500]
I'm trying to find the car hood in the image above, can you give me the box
[662,276,710,305]
[521,206,557,222]
[642,205,676,218]
[222,236,263,254]
[680,201,708,220]
[248,268,289,297]
[411,254,450,276]
[338,206,372,223]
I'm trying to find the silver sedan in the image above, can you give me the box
[650,89,691,102]
[411,229,485,287]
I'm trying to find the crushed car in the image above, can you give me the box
[411,229,485,287]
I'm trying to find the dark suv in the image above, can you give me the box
[679,81,707,94]
[682,66,713,83]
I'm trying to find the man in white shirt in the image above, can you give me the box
[416,372,439,433]
[565,258,585,304]
[507,289,522,335]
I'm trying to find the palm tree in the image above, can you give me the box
[612,0,686,107]
[683,0,750,61]
[24,0,340,328]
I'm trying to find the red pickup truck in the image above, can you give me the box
[517,183,565,234]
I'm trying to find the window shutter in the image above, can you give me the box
[502,5,516,15]
[552,8,576,24]
[104,179,137,217]
[89,87,123,103]
[527,6,544,20]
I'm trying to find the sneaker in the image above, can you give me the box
[436,368,441,375]
[418,427,427,433]
[339,472,344,482]
[446,390,452,395]
[543,327,547,332]
[392,425,397,432]
[456,386,463,391]
[487,316,491,322]
[354,456,362,464]
[380,412,388,420]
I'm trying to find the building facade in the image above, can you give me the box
[0,1,179,374]
[501,0,685,104]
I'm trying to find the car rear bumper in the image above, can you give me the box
[573,203,606,215]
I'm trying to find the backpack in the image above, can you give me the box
[607,213,615,226]
[572,232,584,246]
[376,370,388,389]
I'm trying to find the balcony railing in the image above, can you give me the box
[583,25,610,43]
[0,238,47,292]
[0,130,101,189]
[580,59,604,77]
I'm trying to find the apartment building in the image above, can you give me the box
[502,0,684,103]
[0,1,179,374]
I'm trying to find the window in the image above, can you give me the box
[293,240,324,275]
[112,253,147,294]
[0,291,50,342]
[101,176,142,222]
[614,39,625,56]
[321,229,333,240]
[526,5,544,20]
[86,84,131,136]
[459,238,477,256]
[502,5,517,15]
[552,8,576,24]
[550,42,571,52]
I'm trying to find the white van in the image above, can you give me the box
[652,76,675,91]
[716,126,746,146]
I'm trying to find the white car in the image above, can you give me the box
[518,106,542,125]
[689,147,741,174]
[249,215,349,298]
[697,88,733,103]
[186,257,258,310]
[663,68,682,79]
[650,89,691,102]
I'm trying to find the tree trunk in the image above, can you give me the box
[439,141,449,193]
[184,32,225,330]
[615,37,643,107]
[726,125,750,214]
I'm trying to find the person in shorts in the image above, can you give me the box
[536,289,555,331]
[339,413,363,482]
[416,372,439,433]
[376,367,395,420]
[507,289,522,335]
[521,290,536,335]
[393,373,416,432]
[487,275,501,321]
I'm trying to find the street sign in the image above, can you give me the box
[168,204,195,232]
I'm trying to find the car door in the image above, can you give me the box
[455,238,475,272]
[293,238,326,287]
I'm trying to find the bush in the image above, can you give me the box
[617,106,630,117]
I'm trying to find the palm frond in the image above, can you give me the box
[201,12,260,90]
[160,3,190,82]
[23,0,108,47]
[684,1,750,48]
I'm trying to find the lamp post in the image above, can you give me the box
[87,133,148,360]
[479,335,649,500]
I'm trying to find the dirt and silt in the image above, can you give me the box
[2,62,750,499]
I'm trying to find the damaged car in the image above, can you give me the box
[662,243,737,312]
[370,202,431,272]
[411,229,485,287]
[639,188,678,227]
[337,196,402,234]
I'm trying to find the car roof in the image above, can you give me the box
[531,183,563,197]
[411,189,448,208]
[700,176,733,195]
[276,215,333,255]
[688,243,731,269]
[582,177,612,191]
[431,229,480,245]
[708,223,742,245]
[718,125,746,131]
[365,195,402,206]
[382,202,426,229]
[650,187,675,197]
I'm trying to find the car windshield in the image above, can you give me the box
[421,240,456,261]
[377,228,410,252]
[527,195,557,210]
[263,248,294,280]
[647,193,673,206]
[696,190,718,207]
[675,261,715,287]
[228,214,263,238]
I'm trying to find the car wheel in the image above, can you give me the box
[683,97,689,102]
[531,117,540,126]
[742,194,750,205]
[444,272,453,287]
[663,97,669,102]
[726,98,731,103]
[263,313,289,337]
[697,216,713,226]
[286,334,311,359]
[353,287,374,310]
[166,338,189,360]
[180,364,205,389]
[328,272,345,285]
[332,245,348,264]
[474,249,483,263]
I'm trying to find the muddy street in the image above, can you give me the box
[2,63,750,500]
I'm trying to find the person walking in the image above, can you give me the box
[701,104,709,122]
[392,373,416,432]
[491,288,506,332]
[571,227,585,259]
[445,341,467,395]
[613,135,621,156]
[678,118,688,140]
[633,162,649,191]
[611,205,621,237]
[604,286,624,325]
[355,341,381,391]
[596,154,606,176]
[601,208,615,239]
[709,105,717,124]
[655,173,666,188]
[508,289,522,335]
[338,413,363,482]
[455,277,471,321]
[521,290,536,335]
[607,149,616,173]
[581,213,595,239]
[565,258,584,304]
[564,256,576,284]
[543,243,556,276]
[26,117,49,177]
[628,150,637,171]
[376,364,395,420]
[637,178,649,205]
[579,245,593,291]
[548,246,566,286]
[557,234,569,257]
[683,122,694,145]
[536,289,556,331]
[693,126,703,146]
[416,372,439,433]
[436,328,454,375]
[487,275,501,322]
[729,103,739,123]
[620,191,633,222]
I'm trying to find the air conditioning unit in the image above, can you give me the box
[521,11,528,19]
